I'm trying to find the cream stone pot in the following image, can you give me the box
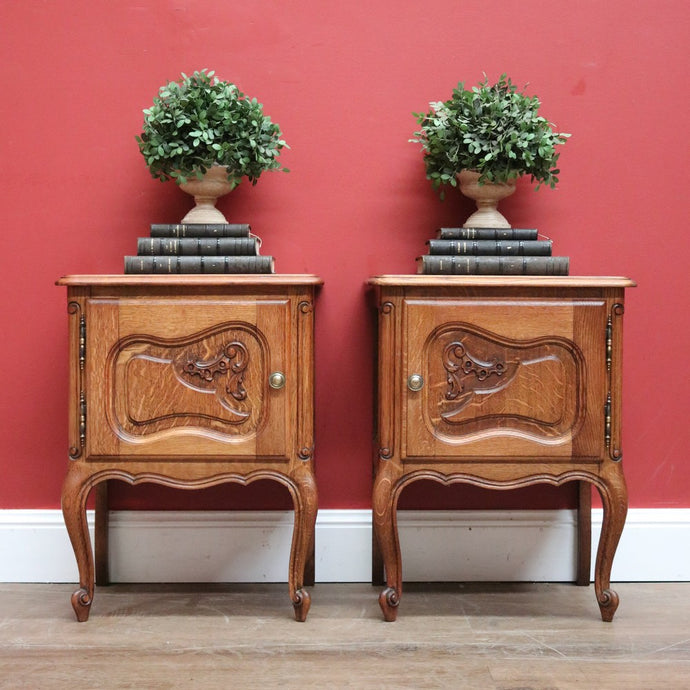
[458,169,517,228]
[178,165,235,224]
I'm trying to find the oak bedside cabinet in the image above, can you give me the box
[368,275,635,622]
[57,274,321,622]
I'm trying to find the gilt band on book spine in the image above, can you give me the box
[137,237,260,256]
[149,223,252,238]
[437,227,539,241]
[416,255,569,276]
[427,239,552,256]
[124,255,275,274]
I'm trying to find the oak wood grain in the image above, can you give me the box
[368,275,635,288]
[370,276,633,622]
[57,274,323,287]
[60,275,321,622]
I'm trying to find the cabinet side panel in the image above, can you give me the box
[571,299,609,460]
[86,299,120,457]
[254,297,291,459]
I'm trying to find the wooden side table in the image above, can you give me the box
[57,275,321,622]
[368,276,635,622]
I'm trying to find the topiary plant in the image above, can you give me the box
[136,69,288,188]
[411,74,569,197]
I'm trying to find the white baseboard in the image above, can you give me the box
[1,508,688,583]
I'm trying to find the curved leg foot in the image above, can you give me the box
[292,588,311,622]
[379,586,400,622]
[71,587,93,622]
[594,465,628,622]
[62,465,95,622]
[373,461,403,621]
[597,588,620,623]
[287,464,318,621]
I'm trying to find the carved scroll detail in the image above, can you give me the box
[179,342,248,402]
[443,341,519,410]
[426,323,585,445]
[108,323,266,440]
[298,446,313,460]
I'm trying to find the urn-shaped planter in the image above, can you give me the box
[178,165,235,224]
[458,170,516,228]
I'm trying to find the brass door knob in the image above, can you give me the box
[269,371,286,389]
[407,374,424,391]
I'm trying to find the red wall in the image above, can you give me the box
[1,1,688,512]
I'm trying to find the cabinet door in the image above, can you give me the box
[402,297,607,462]
[85,296,293,461]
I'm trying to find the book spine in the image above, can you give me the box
[149,223,251,238]
[427,239,552,256]
[437,227,539,241]
[137,237,260,256]
[417,255,569,275]
[124,255,275,274]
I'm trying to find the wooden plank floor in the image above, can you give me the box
[0,582,688,689]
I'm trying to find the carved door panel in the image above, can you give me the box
[85,297,292,461]
[402,297,607,461]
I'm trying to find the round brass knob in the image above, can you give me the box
[269,371,286,389]
[407,374,424,392]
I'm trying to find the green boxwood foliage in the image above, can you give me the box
[136,69,288,187]
[411,74,569,196]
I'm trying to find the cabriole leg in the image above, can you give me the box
[373,461,402,621]
[61,465,95,622]
[288,465,318,622]
[594,465,628,622]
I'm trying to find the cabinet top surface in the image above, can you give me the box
[57,274,323,287]
[367,275,636,288]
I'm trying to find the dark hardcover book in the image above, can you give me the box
[427,239,552,256]
[437,227,539,241]
[137,237,260,256]
[124,255,275,274]
[149,223,251,238]
[416,255,569,276]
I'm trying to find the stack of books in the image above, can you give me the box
[416,227,569,275]
[124,223,275,274]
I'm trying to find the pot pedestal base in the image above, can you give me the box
[179,166,234,224]
[458,170,516,228]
